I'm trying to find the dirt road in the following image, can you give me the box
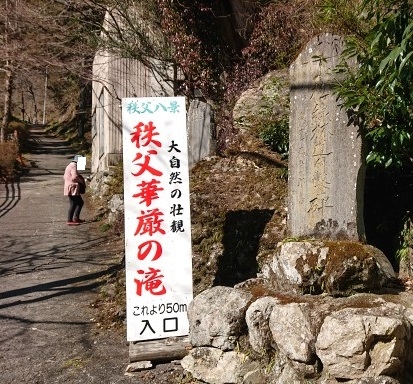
[0,128,138,384]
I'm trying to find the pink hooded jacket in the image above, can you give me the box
[63,161,81,196]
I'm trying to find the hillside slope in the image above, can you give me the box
[190,152,288,296]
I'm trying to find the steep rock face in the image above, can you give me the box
[233,69,289,132]
[232,69,290,154]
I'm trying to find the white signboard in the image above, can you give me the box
[122,96,193,341]
[76,156,86,171]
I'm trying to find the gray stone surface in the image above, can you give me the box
[187,99,216,169]
[267,241,396,296]
[348,377,400,384]
[125,361,153,372]
[269,302,316,364]
[246,296,279,353]
[269,363,306,384]
[288,33,365,241]
[187,286,252,351]
[316,306,410,379]
[185,281,413,383]
[182,347,260,384]
[233,69,289,133]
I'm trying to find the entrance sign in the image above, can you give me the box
[122,96,193,341]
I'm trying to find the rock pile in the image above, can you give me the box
[181,241,412,384]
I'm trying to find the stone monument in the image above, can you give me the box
[187,99,216,169]
[181,35,401,384]
[288,33,365,241]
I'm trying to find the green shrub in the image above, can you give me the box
[396,214,413,262]
[100,223,112,232]
[333,0,413,168]
[258,118,289,158]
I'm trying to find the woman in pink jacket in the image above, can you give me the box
[63,156,85,225]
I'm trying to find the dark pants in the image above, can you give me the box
[68,195,84,221]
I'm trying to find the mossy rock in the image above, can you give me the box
[268,241,397,297]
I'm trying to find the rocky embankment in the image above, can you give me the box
[182,241,413,384]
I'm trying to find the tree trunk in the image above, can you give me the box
[27,83,38,123]
[1,66,14,142]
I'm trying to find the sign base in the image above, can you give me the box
[129,336,191,363]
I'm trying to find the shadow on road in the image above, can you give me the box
[0,233,121,277]
[0,264,119,310]
[0,180,21,219]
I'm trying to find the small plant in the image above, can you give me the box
[396,214,413,262]
[265,352,279,374]
[64,357,85,369]
[100,223,112,232]
[258,118,289,158]
[281,237,301,243]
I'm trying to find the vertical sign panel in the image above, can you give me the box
[122,96,193,341]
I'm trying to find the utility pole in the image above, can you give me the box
[42,67,48,125]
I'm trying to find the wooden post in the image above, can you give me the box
[129,336,192,363]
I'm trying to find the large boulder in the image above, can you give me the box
[187,286,253,351]
[246,296,279,353]
[266,241,396,296]
[316,305,410,380]
[269,302,317,364]
[232,69,290,156]
[181,347,260,384]
[232,69,289,135]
